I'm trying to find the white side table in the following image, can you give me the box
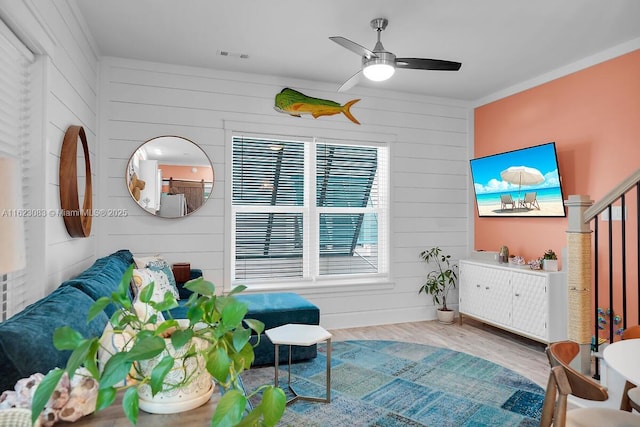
[265,323,332,404]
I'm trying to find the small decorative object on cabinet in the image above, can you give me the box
[498,245,509,263]
[541,249,558,271]
[31,265,285,426]
[509,255,525,266]
[418,247,458,324]
[458,259,567,343]
[528,259,542,270]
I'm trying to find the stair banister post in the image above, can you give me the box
[564,195,594,374]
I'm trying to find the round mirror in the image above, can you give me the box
[126,136,214,218]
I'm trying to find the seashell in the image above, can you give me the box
[57,369,98,421]
[0,390,18,409]
[48,374,70,410]
[40,406,59,427]
[15,373,44,403]
[58,397,87,422]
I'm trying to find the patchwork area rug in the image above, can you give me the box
[241,340,545,426]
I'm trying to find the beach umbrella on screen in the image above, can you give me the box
[500,166,544,204]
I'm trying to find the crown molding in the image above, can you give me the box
[0,0,57,58]
[473,38,640,108]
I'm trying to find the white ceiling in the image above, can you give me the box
[76,0,640,101]
[136,136,211,166]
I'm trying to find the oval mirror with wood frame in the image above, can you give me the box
[126,136,214,218]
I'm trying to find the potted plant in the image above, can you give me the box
[541,249,558,271]
[31,265,286,426]
[418,247,458,324]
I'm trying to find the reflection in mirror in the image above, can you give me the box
[126,136,214,218]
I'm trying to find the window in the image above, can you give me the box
[0,20,33,320]
[232,135,388,285]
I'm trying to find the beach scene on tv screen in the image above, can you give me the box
[471,143,565,217]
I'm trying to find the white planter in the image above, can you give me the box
[543,259,558,271]
[436,309,455,324]
[137,334,214,414]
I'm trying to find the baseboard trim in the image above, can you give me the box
[321,304,460,330]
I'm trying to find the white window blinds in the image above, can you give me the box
[233,137,306,280]
[0,20,33,320]
[316,143,382,276]
[232,135,388,284]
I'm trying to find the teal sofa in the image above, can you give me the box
[0,249,321,392]
[0,249,134,393]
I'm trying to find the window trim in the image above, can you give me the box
[226,126,392,292]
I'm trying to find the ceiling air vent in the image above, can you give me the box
[217,50,249,59]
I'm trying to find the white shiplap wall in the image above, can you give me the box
[97,56,470,329]
[38,1,100,293]
[2,1,101,298]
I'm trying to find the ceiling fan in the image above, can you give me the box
[330,18,462,92]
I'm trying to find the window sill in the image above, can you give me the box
[234,276,395,295]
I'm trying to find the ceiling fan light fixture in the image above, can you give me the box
[331,17,461,91]
[363,62,395,81]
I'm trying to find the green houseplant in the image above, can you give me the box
[31,265,285,426]
[541,249,558,271]
[418,247,458,324]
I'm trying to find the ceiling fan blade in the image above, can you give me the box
[337,69,362,92]
[395,58,461,71]
[329,36,377,59]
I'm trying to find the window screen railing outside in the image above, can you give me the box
[232,136,387,283]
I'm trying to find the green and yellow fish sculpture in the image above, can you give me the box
[274,88,360,125]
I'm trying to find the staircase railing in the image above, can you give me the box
[570,168,640,378]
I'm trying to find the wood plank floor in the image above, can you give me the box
[329,316,550,387]
[73,317,552,426]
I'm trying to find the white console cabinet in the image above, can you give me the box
[459,259,568,343]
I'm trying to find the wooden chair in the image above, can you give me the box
[540,341,640,426]
[519,191,540,209]
[500,194,516,211]
[620,325,640,413]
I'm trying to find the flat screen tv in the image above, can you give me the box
[470,142,565,217]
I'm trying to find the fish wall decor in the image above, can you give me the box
[274,88,360,125]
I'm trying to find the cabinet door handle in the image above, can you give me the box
[485,286,490,290]
[476,284,480,288]
[515,293,520,297]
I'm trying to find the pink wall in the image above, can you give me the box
[474,49,640,264]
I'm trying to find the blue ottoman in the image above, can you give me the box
[235,293,320,366]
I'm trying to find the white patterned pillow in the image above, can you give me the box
[147,269,179,300]
[131,268,179,302]
[132,300,165,323]
[131,268,154,298]
[134,255,180,299]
